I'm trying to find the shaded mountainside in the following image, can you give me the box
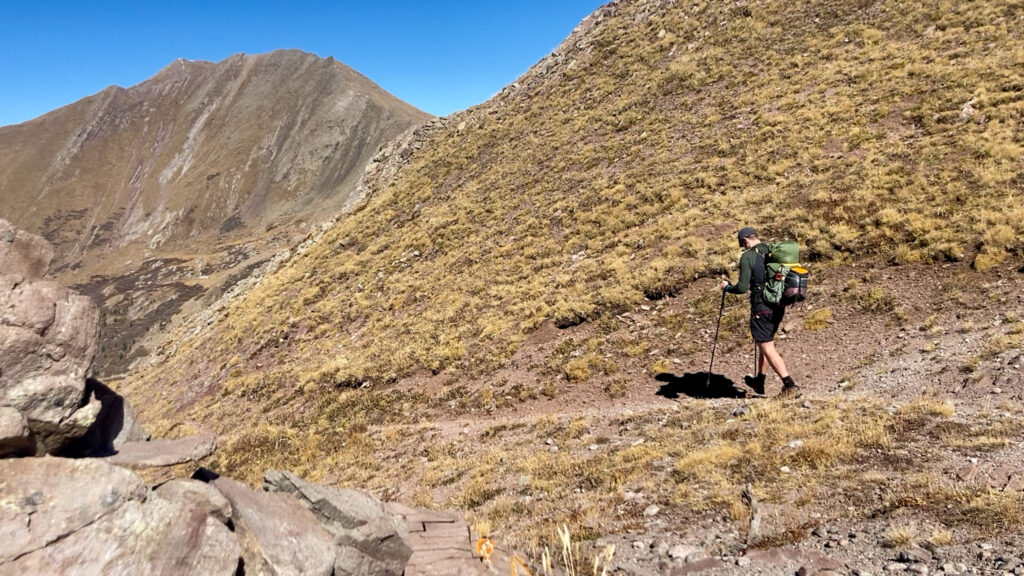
[121,0,1024,560]
[0,49,430,375]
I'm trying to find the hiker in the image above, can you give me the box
[720,227,801,398]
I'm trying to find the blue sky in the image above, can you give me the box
[0,1,605,127]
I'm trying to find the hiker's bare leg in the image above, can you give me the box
[757,347,767,375]
[757,341,789,379]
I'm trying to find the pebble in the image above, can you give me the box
[813,526,828,538]
[732,405,751,417]
[643,504,660,517]
[548,446,559,453]
[736,557,751,567]
[900,547,933,564]
[802,400,812,409]
[991,387,1002,394]
[789,439,805,449]
[906,565,929,575]
[885,563,908,573]
[632,540,646,550]
[780,466,792,474]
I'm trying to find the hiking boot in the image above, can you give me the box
[743,374,766,396]
[776,384,802,400]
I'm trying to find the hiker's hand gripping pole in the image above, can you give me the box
[707,288,727,386]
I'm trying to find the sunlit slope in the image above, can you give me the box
[131,0,1023,412]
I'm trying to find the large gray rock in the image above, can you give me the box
[265,469,412,576]
[209,473,336,576]
[0,407,32,457]
[0,269,101,453]
[0,457,148,563]
[0,219,53,280]
[1,493,239,576]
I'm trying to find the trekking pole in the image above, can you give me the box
[707,289,727,386]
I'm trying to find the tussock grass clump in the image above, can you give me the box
[803,308,833,331]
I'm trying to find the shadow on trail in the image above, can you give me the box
[654,372,748,400]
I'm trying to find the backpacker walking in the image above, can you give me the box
[719,227,802,399]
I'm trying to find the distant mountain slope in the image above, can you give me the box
[0,49,428,271]
[0,49,429,375]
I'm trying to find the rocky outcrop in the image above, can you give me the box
[0,220,100,454]
[0,457,416,576]
[265,469,413,576]
[0,458,238,576]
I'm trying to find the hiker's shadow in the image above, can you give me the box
[655,372,748,400]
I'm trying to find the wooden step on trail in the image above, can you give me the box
[388,502,501,575]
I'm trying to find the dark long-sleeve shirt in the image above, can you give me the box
[725,244,769,310]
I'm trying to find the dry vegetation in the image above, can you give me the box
[120,0,1024,559]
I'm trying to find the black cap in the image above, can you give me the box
[737,226,757,246]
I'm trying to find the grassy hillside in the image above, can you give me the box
[135,0,1022,388]
[122,0,1024,555]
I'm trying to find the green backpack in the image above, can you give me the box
[760,241,808,306]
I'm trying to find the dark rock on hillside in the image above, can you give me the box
[265,469,413,576]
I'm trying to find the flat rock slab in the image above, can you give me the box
[1,496,239,576]
[386,502,489,576]
[0,457,147,563]
[104,434,216,467]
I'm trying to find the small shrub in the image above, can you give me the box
[605,378,628,398]
[804,308,833,331]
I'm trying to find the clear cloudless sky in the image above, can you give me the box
[0,0,605,127]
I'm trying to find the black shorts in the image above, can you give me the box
[751,305,785,343]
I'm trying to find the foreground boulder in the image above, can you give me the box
[0,457,148,563]
[204,471,336,576]
[0,220,101,454]
[265,469,413,576]
[0,457,239,576]
[3,495,240,576]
